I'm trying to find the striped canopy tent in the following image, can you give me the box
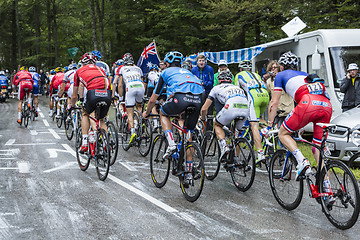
[184,44,268,67]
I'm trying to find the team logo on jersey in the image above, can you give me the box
[186,75,190,78]
[174,98,178,103]
[224,104,229,109]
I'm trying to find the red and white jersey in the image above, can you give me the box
[74,64,111,91]
[273,70,308,101]
[13,70,33,86]
[51,72,65,91]
[119,65,143,87]
[63,69,76,85]
[115,65,124,76]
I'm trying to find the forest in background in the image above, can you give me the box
[0,0,359,70]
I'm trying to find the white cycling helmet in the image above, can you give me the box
[0,71,5,75]
[278,51,299,69]
[29,66,36,72]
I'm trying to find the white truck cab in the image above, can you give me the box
[253,29,360,119]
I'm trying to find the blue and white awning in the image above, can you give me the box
[184,44,267,66]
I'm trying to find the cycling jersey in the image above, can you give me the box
[30,72,40,95]
[235,71,269,119]
[74,64,110,91]
[145,71,160,89]
[13,70,33,86]
[63,69,76,97]
[191,65,214,94]
[13,70,33,100]
[50,72,65,95]
[119,65,144,107]
[154,67,204,98]
[275,70,332,144]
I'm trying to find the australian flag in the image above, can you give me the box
[137,41,160,76]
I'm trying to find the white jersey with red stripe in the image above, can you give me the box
[274,70,308,101]
[63,69,76,84]
[119,65,143,87]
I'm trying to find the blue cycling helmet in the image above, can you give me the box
[68,63,78,70]
[64,66,69,72]
[164,51,183,64]
[149,64,159,71]
[92,50,102,60]
[50,69,56,75]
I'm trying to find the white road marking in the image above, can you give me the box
[5,139,15,146]
[10,143,56,146]
[18,162,30,173]
[39,112,45,118]
[43,119,50,127]
[120,162,138,172]
[30,130,38,135]
[0,168,18,170]
[43,162,76,173]
[108,174,178,213]
[48,128,61,139]
[0,158,15,160]
[46,148,71,158]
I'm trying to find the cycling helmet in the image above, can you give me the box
[278,51,298,69]
[55,67,63,73]
[164,51,183,64]
[122,53,134,65]
[64,66,69,72]
[116,59,124,66]
[305,73,324,84]
[29,66,36,72]
[0,71,5,75]
[50,69,56,75]
[81,52,97,65]
[181,60,192,71]
[19,66,27,71]
[218,70,233,84]
[238,60,252,70]
[5,69,9,73]
[92,50,102,60]
[149,64,159,71]
[68,63,78,70]
[95,61,110,76]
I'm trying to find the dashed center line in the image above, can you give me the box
[43,119,50,127]
[48,128,61,139]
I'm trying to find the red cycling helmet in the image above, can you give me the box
[81,52,97,65]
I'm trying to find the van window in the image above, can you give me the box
[307,54,328,86]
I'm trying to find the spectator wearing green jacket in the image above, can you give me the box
[213,60,234,86]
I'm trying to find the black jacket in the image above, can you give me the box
[340,74,360,108]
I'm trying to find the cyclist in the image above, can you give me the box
[70,52,112,153]
[266,52,332,182]
[143,51,205,159]
[201,70,254,160]
[144,64,161,129]
[58,63,77,109]
[49,67,65,118]
[13,66,33,124]
[0,70,9,100]
[112,53,145,145]
[28,66,40,116]
[234,60,270,163]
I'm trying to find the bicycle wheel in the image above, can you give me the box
[319,160,360,230]
[24,106,30,128]
[65,114,74,141]
[201,131,220,180]
[269,149,303,210]
[150,134,170,188]
[115,107,122,131]
[56,112,63,128]
[120,115,131,151]
[347,152,360,169]
[179,142,205,202]
[95,129,111,181]
[107,121,119,166]
[192,120,206,144]
[138,118,153,157]
[75,127,90,171]
[263,134,282,172]
[230,138,256,192]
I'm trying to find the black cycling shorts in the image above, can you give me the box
[146,86,154,98]
[83,89,112,119]
[161,93,202,130]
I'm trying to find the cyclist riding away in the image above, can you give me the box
[201,70,254,161]
[112,53,145,145]
[235,60,270,163]
[29,66,40,117]
[70,52,112,153]
[50,67,65,118]
[13,66,33,124]
[143,51,205,159]
[266,52,332,183]
[58,63,78,111]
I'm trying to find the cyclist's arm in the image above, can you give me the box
[201,98,213,120]
[144,75,164,117]
[118,75,123,98]
[112,74,119,98]
[58,82,65,97]
[71,86,78,107]
[267,90,281,127]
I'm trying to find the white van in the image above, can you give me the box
[253,29,360,119]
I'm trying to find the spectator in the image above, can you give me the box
[39,69,48,95]
[264,60,294,125]
[213,60,234,86]
[340,63,360,112]
[159,60,166,71]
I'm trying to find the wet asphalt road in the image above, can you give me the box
[0,96,359,239]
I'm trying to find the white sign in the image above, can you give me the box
[281,17,307,37]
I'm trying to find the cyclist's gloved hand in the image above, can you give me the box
[260,126,271,138]
[77,98,84,107]
[54,96,59,102]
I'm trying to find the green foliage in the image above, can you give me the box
[0,0,359,71]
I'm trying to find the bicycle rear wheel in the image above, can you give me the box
[120,115,131,151]
[24,106,30,128]
[319,160,360,230]
[56,114,63,128]
[75,127,90,171]
[179,142,205,202]
[230,138,256,192]
[65,115,74,141]
[107,121,119,166]
[269,149,303,210]
[138,118,153,157]
[150,134,170,188]
[201,131,220,180]
[95,129,111,181]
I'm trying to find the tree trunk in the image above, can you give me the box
[95,0,105,57]
[46,0,52,66]
[11,0,17,70]
[255,19,260,45]
[52,0,58,65]
[34,0,41,69]
[90,0,99,50]
[14,0,21,66]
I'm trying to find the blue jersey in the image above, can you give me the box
[274,70,308,100]
[191,65,214,94]
[0,75,8,86]
[30,72,40,84]
[155,67,204,98]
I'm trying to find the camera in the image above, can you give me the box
[269,71,274,76]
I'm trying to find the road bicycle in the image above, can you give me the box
[75,101,111,181]
[20,93,33,128]
[105,117,119,166]
[269,123,360,230]
[65,106,82,141]
[149,106,205,202]
[56,97,68,128]
[201,117,256,191]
